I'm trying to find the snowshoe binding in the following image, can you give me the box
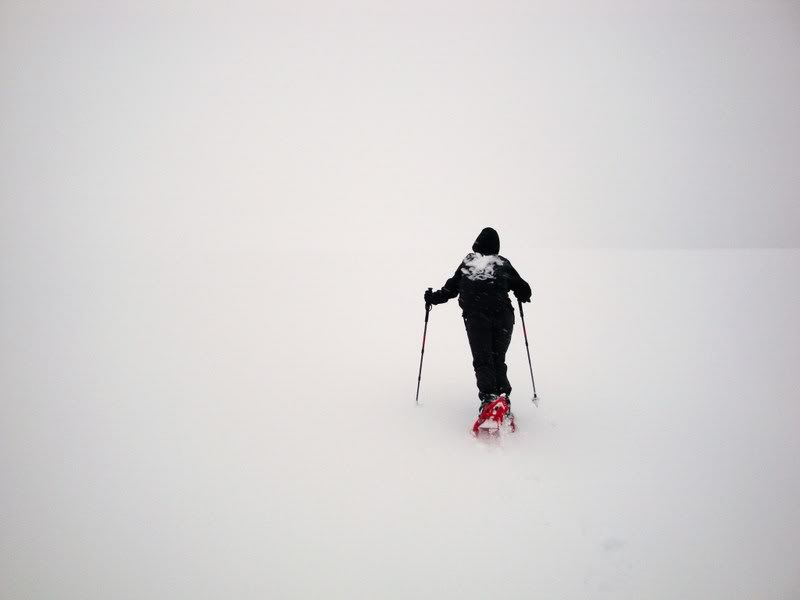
[472,393,515,437]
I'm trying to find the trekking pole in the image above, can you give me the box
[518,299,539,406]
[415,288,433,404]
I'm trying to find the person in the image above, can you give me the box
[424,227,532,414]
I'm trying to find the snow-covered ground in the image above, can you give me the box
[3,2,800,597]
[3,247,799,599]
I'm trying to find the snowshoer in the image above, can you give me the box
[424,227,532,419]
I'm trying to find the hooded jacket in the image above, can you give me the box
[428,228,531,314]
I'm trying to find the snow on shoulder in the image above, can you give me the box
[461,252,504,281]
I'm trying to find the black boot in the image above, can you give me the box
[499,392,514,422]
[478,391,498,413]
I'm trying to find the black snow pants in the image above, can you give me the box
[463,308,514,402]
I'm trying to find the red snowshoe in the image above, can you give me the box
[472,394,515,437]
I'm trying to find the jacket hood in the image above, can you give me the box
[472,227,500,255]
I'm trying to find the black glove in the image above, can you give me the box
[517,293,531,303]
[424,288,448,306]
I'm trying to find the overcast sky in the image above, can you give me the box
[2,0,799,256]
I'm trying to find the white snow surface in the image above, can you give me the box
[2,248,799,599]
[2,2,800,597]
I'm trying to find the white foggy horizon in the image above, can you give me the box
[2,2,799,599]
[2,0,800,253]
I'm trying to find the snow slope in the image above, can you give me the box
[2,247,799,599]
[2,2,800,597]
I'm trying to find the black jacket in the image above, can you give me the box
[429,252,531,315]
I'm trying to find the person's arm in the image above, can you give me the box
[425,263,463,305]
[508,262,532,302]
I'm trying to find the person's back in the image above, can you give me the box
[425,227,530,315]
[425,227,531,410]
[456,252,525,315]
